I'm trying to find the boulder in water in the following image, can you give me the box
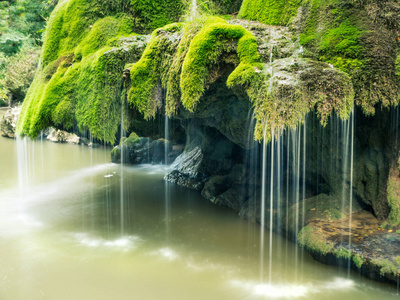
[111,132,179,164]
[46,128,81,144]
[0,107,21,138]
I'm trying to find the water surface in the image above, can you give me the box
[0,110,398,299]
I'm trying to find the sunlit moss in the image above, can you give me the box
[298,225,334,255]
[352,253,365,268]
[371,258,399,276]
[18,0,148,144]
[238,0,301,26]
[387,169,400,227]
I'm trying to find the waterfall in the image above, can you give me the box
[191,0,197,20]
[260,122,268,282]
[17,136,29,203]
[120,107,125,235]
[269,128,275,284]
[165,114,171,240]
[348,108,355,274]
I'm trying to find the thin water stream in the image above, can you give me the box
[0,110,399,299]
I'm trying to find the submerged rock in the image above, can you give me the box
[0,107,21,138]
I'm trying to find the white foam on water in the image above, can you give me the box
[73,233,141,251]
[229,277,356,299]
[322,277,355,290]
[149,247,179,261]
[2,163,115,204]
[230,280,309,299]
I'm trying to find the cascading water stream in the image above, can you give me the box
[260,121,268,283]
[269,127,275,284]
[165,113,171,240]
[191,0,197,20]
[347,108,355,275]
[120,107,125,235]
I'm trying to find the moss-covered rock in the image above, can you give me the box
[17,0,152,144]
[238,0,301,26]
[128,16,353,143]
[387,164,400,226]
[238,0,400,117]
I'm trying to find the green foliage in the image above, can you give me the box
[0,0,58,104]
[352,253,365,268]
[238,0,301,26]
[0,0,58,49]
[3,45,40,102]
[298,225,334,255]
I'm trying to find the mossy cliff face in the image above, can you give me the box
[127,16,353,143]
[17,0,151,143]
[239,0,400,116]
[17,0,245,144]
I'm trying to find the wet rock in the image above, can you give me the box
[165,146,206,190]
[0,107,21,138]
[300,210,400,284]
[47,128,80,144]
[111,132,178,164]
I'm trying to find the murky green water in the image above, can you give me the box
[0,110,399,299]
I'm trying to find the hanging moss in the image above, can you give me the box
[353,253,365,268]
[181,17,263,111]
[127,23,182,119]
[128,17,353,142]
[18,0,149,144]
[130,0,184,33]
[238,0,400,116]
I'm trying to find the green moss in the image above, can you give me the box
[128,15,354,142]
[182,18,262,112]
[18,0,149,144]
[387,171,400,226]
[75,16,132,58]
[395,256,400,267]
[130,0,184,33]
[333,247,352,260]
[127,23,182,119]
[238,0,301,26]
[371,258,399,276]
[352,253,365,268]
[298,225,334,255]
[127,16,263,119]
[396,55,400,83]
[240,0,399,116]
[318,21,364,73]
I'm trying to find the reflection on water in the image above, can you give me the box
[0,120,398,299]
